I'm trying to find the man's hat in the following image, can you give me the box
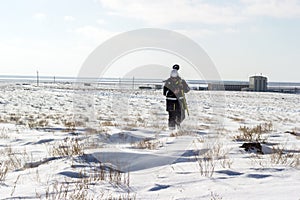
[173,64,180,70]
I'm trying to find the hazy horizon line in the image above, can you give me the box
[0,74,299,84]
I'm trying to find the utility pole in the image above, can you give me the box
[132,76,135,89]
[36,71,39,87]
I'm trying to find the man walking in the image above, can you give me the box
[163,66,190,130]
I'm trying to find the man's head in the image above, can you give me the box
[170,69,178,78]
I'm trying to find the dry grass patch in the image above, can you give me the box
[270,146,300,167]
[0,128,9,139]
[38,165,134,200]
[101,121,116,127]
[0,146,29,171]
[210,191,223,200]
[170,129,196,137]
[250,145,300,169]
[132,138,163,150]
[50,137,84,157]
[229,116,245,123]
[0,146,33,184]
[0,116,9,123]
[0,162,8,182]
[63,120,76,132]
[233,122,273,142]
[196,141,233,177]
[28,119,49,129]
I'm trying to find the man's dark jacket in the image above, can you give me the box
[163,77,190,111]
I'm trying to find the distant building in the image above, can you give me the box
[208,82,249,91]
[208,83,225,91]
[206,76,268,92]
[224,84,249,91]
[249,75,268,92]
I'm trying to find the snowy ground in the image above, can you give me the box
[0,82,299,199]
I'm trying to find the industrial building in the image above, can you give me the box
[249,75,268,92]
[206,75,268,92]
[208,82,249,91]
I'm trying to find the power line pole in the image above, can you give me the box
[132,76,135,89]
[36,71,39,87]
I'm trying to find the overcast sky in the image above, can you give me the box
[0,0,299,82]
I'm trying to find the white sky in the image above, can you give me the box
[104,50,205,80]
[0,0,300,82]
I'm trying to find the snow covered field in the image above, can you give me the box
[0,82,299,199]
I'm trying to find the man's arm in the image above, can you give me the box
[182,80,190,93]
[163,85,168,96]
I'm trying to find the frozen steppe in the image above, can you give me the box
[0,82,299,199]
